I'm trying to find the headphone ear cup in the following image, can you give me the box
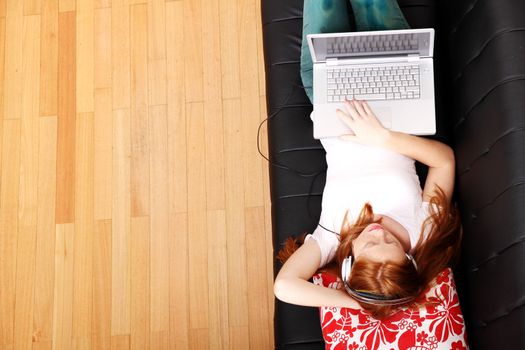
[341,256,353,282]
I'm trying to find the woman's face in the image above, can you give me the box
[352,223,406,263]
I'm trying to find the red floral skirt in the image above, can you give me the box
[313,268,468,350]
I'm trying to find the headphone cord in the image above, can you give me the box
[257,82,327,178]
[258,81,343,238]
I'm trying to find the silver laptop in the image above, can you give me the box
[307,28,436,139]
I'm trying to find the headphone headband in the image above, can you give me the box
[341,253,418,306]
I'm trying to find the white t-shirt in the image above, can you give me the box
[305,135,432,268]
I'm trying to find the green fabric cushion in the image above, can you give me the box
[349,0,410,31]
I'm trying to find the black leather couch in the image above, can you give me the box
[262,0,525,349]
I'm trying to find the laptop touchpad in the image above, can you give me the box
[374,107,392,129]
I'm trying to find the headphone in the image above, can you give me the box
[341,253,419,306]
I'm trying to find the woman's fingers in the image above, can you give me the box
[361,100,373,115]
[343,99,362,119]
[351,98,367,117]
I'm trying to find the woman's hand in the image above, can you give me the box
[337,98,391,147]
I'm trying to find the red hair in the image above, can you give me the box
[278,187,462,319]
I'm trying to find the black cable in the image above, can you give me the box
[258,81,345,239]
[257,82,327,178]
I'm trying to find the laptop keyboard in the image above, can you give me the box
[326,64,420,102]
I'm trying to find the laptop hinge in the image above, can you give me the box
[326,58,338,66]
[407,54,420,62]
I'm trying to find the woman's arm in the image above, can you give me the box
[337,99,455,201]
[274,239,361,309]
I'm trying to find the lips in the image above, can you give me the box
[368,224,382,232]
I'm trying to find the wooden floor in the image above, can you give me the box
[0,0,274,349]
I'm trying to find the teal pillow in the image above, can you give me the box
[349,0,410,31]
[300,0,352,103]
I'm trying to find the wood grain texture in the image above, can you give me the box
[0,119,21,348]
[149,104,169,341]
[52,223,75,350]
[76,0,94,113]
[111,1,130,109]
[130,216,150,350]
[130,3,150,217]
[202,0,225,211]
[39,0,58,117]
[13,15,41,349]
[94,88,113,220]
[32,116,58,346]
[2,0,273,347]
[72,112,94,340]
[112,108,131,336]
[93,219,112,350]
[3,0,23,120]
[56,11,76,224]
[183,0,203,102]
[0,18,5,121]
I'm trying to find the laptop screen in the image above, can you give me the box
[309,29,433,62]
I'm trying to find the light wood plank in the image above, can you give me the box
[3,0,23,119]
[23,0,41,16]
[130,216,150,350]
[229,326,250,350]
[186,102,206,212]
[95,0,111,10]
[95,7,112,90]
[111,108,131,335]
[149,105,170,342]
[32,116,58,346]
[246,206,272,348]
[130,3,149,217]
[186,101,209,331]
[147,0,166,106]
[72,112,95,339]
[255,0,266,96]
[76,0,95,113]
[168,213,189,349]
[59,0,75,13]
[39,0,59,117]
[240,0,264,208]
[110,335,130,350]
[148,58,166,107]
[207,210,230,350]
[219,0,240,99]
[150,331,168,350]
[112,2,130,109]
[32,341,52,350]
[0,119,21,348]
[183,0,203,102]
[93,219,112,350]
[52,223,75,350]
[223,99,249,334]
[147,0,164,60]
[202,0,224,211]
[56,11,76,224]
[18,13,40,230]
[188,329,210,350]
[0,0,5,18]
[94,88,113,220]
[0,18,5,120]
[166,0,187,214]
[13,224,38,350]
[12,15,41,349]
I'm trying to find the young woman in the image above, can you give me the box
[274,98,462,319]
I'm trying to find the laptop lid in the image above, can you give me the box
[307,28,434,64]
